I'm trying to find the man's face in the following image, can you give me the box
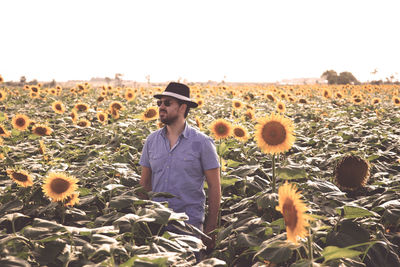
[157,97,182,125]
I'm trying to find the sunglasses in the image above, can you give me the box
[156,99,174,107]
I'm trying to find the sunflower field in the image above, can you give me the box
[0,79,400,267]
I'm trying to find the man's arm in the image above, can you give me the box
[203,167,221,250]
[139,166,152,198]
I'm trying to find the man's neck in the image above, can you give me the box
[166,119,186,137]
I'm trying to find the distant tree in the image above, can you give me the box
[322,70,359,85]
[20,76,26,85]
[337,72,359,85]
[49,79,56,87]
[321,70,338,84]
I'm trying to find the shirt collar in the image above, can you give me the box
[161,122,191,138]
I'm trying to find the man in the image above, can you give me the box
[139,82,221,251]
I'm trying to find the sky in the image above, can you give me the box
[1,0,399,83]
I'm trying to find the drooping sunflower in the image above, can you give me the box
[70,110,78,123]
[109,101,124,112]
[32,124,53,136]
[42,172,78,202]
[7,169,34,187]
[0,124,11,137]
[76,118,91,128]
[209,118,233,140]
[254,113,295,154]
[65,192,80,207]
[371,98,381,105]
[334,155,370,191]
[232,100,244,110]
[74,103,89,112]
[124,89,135,102]
[12,114,30,131]
[0,90,6,101]
[276,101,286,113]
[232,125,249,142]
[97,111,108,124]
[52,101,65,114]
[276,182,311,244]
[393,96,400,106]
[39,140,46,154]
[266,93,276,102]
[141,106,158,121]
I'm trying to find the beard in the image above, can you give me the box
[159,111,179,125]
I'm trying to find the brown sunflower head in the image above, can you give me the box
[210,119,233,140]
[109,101,124,111]
[32,124,53,136]
[141,107,158,121]
[12,114,30,131]
[77,119,91,127]
[7,169,33,187]
[74,103,89,112]
[334,155,370,191]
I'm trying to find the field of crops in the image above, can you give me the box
[0,79,400,266]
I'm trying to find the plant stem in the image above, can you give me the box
[272,154,276,193]
[307,226,313,262]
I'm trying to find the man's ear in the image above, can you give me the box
[179,103,188,114]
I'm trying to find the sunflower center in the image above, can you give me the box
[99,114,105,121]
[55,104,62,110]
[234,103,241,107]
[216,124,228,135]
[50,178,71,194]
[261,121,286,146]
[234,128,245,137]
[16,118,26,127]
[395,98,400,104]
[267,95,275,101]
[12,172,28,182]
[0,127,6,134]
[283,198,298,231]
[112,103,122,110]
[145,109,157,118]
[34,127,47,136]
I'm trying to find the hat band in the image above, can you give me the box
[159,91,192,102]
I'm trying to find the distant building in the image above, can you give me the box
[278,77,328,85]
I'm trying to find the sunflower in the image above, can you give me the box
[69,110,78,124]
[371,98,381,105]
[0,75,3,83]
[97,96,105,103]
[232,100,243,109]
[76,118,91,127]
[323,89,331,99]
[276,182,311,244]
[30,86,40,93]
[42,172,78,202]
[196,99,204,108]
[266,93,276,102]
[0,90,6,101]
[209,118,233,140]
[232,125,249,142]
[29,91,39,99]
[109,101,124,111]
[298,98,308,104]
[335,91,344,99]
[244,109,255,121]
[52,101,65,114]
[7,169,34,187]
[65,192,80,207]
[0,124,11,137]
[393,96,400,106]
[334,155,370,191]
[97,111,108,124]
[48,88,57,96]
[12,114,30,131]
[32,124,53,136]
[74,103,89,112]
[141,107,158,121]
[195,116,202,129]
[111,108,120,119]
[124,89,135,102]
[353,98,363,105]
[254,113,295,154]
[276,101,286,113]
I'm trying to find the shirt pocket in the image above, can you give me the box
[149,150,166,173]
[177,153,202,177]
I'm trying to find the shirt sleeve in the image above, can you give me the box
[201,137,220,171]
[139,138,151,168]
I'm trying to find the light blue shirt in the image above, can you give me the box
[139,123,220,227]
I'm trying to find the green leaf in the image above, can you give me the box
[338,205,377,219]
[254,240,295,264]
[276,167,307,180]
[322,246,362,263]
[217,142,228,156]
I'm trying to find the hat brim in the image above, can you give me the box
[154,92,198,108]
